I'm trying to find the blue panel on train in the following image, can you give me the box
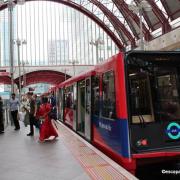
[93,115,130,158]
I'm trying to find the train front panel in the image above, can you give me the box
[91,53,133,171]
[126,51,180,166]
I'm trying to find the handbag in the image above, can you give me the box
[34,117,43,129]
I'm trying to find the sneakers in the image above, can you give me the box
[27,133,34,136]
[14,128,20,131]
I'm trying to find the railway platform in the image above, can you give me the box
[0,120,137,180]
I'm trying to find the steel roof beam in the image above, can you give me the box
[147,0,171,34]
[113,0,152,41]
[112,0,139,39]
[160,0,174,20]
[134,0,154,31]
[55,0,124,50]
[89,0,136,47]
[0,0,124,50]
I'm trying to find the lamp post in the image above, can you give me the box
[14,39,26,100]
[5,0,25,93]
[7,0,15,94]
[69,60,79,76]
[90,38,104,64]
[21,60,28,88]
[129,0,152,50]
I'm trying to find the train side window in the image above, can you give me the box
[86,79,91,114]
[64,86,73,109]
[102,71,116,119]
[92,76,100,116]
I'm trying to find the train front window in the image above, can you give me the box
[127,54,180,124]
[156,73,180,121]
[129,69,154,123]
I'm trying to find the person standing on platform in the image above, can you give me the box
[20,96,30,126]
[33,94,41,129]
[9,93,20,130]
[27,92,36,136]
[0,96,4,134]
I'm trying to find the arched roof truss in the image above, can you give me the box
[0,0,179,50]
[160,0,180,20]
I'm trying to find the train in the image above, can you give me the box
[51,51,180,174]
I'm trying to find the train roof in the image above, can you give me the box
[58,68,95,88]
[58,53,123,88]
[48,50,180,92]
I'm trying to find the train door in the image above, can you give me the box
[85,78,91,140]
[55,89,59,120]
[59,88,64,121]
[73,83,77,130]
[77,80,85,135]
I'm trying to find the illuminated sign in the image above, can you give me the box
[166,122,180,140]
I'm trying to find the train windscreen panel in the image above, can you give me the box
[126,51,180,153]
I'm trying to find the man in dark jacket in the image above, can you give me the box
[27,92,36,136]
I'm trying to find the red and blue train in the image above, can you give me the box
[52,51,180,174]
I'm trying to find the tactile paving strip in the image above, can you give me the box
[56,122,131,180]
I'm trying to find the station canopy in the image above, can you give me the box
[62,0,180,50]
[0,0,179,50]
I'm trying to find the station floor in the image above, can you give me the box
[0,121,137,180]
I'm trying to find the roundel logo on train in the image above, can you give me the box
[166,122,180,140]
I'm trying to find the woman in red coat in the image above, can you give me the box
[38,96,58,142]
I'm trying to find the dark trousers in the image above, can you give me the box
[11,110,20,129]
[0,112,4,132]
[29,114,40,134]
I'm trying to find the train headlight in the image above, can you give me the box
[136,139,148,147]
